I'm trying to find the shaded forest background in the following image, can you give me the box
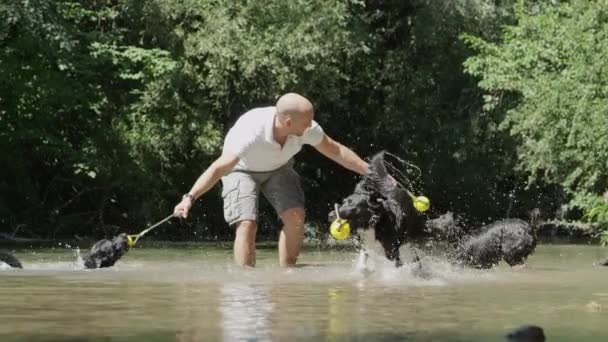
[1,0,607,241]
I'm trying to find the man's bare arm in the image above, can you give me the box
[174,152,239,218]
[313,135,369,176]
[187,152,239,199]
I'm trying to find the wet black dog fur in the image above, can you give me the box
[427,212,537,269]
[83,233,131,269]
[1,233,130,270]
[0,250,23,268]
[504,325,545,342]
[330,151,427,267]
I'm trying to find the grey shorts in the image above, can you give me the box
[221,163,305,226]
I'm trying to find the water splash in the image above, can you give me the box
[73,247,85,269]
[0,263,13,270]
[346,243,501,287]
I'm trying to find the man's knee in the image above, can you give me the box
[235,220,257,239]
[280,207,305,227]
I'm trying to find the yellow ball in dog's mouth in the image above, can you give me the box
[413,196,430,212]
[127,235,135,247]
[330,219,351,240]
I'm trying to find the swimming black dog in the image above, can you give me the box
[83,233,131,269]
[330,151,428,267]
[505,325,545,342]
[427,212,537,269]
[0,251,23,268]
[0,234,130,269]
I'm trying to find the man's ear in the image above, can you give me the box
[284,116,292,128]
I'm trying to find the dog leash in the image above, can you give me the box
[127,213,175,246]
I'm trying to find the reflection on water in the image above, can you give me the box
[220,284,273,341]
[1,244,608,341]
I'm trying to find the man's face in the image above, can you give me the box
[289,111,313,137]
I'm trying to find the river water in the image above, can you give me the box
[1,242,607,341]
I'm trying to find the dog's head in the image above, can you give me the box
[330,151,407,230]
[505,325,545,342]
[112,233,131,256]
[84,233,131,269]
[329,182,379,228]
[425,212,466,242]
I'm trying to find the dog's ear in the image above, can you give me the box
[365,151,390,192]
[428,211,466,241]
[381,198,404,229]
[427,212,456,231]
[369,151,388,178]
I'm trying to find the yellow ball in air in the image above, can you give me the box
[413,196,430,212]
[330,219,351,240]
[127,235,135,247]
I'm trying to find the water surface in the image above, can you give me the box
[1,243,608,341]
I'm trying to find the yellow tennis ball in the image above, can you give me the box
[413,196,430,212]
[330,219,351,240]
[127,235,135,247]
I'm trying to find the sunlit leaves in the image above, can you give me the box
[464,1,608,218]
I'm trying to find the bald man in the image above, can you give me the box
[174,93,369,267]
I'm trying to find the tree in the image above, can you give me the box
[464,1,608,226]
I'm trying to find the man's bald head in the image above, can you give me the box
[275,93,315,137]
[276,93,314,119]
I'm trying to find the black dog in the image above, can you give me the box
[427,212,537,269]
[505,325,545,342]
[330,151,427,267]
[0,234,130,269]
[0,251,23,268]
[83,233,131,269]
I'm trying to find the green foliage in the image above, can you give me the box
[464,1,608,218]
[587,203,608,226]
[0,0,184,235]
[0,0,371,238]
[581,193,608,243]
[5,0,585,240]
[599,231,608,247]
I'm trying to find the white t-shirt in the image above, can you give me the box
[222,106,325,172]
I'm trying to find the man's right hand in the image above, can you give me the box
[174,198,193,218]
[172,152,239,219]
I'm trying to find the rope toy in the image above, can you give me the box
[127,213,174,247]
[382,153,431,213]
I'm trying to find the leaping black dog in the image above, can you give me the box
[330,151,428,267]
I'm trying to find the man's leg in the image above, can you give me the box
[278,207,306,267]
[221,171,260,267]
[261,162,306,267]
[234,220,257,267]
